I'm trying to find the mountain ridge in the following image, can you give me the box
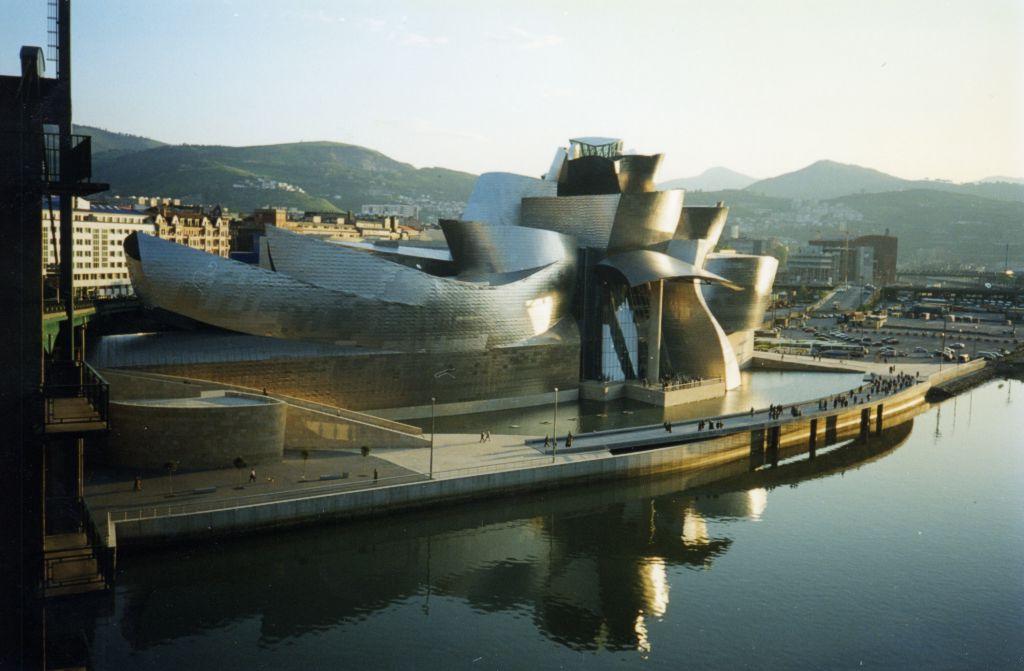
[658,166,757,192]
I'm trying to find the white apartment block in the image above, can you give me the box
[42,198,155,298]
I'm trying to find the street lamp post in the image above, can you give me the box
[940,322,947,371]
[552,387,559,463]
[429,396,435,479]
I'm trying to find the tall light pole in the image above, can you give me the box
[552,386,559,463]
[429,396,435,479]
[940,319,946,371]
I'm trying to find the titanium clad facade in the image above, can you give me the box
[597,250,730,288]
[109,136,778,412]
[606,191,685,254]
[128,225,577,352]
[616,154,663,193]
[93,332,579,413]
[462,172,556,227]
[702,254,779,334]
[661,281,742,388]
[520,194,621,248]
[676,206,729,248]
[439,220,576,277]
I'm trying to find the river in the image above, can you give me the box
[59,378,1024,669]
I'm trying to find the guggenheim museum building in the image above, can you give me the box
[97,137,777,417]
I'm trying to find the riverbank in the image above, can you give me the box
[89,359,985,548]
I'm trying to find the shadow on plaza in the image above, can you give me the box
[80,417,917,655]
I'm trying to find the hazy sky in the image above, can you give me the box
[3,0,1022,182]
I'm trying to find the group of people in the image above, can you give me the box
[478,430,492,443]
[766,404,792,420]
[869,370,918,396]
[696,419,724,431]
[543,431,574,449]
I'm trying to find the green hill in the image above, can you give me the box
[686,188,1024,268]
[745,159,1024,203]
[90,139,477,219]
[826,189,1024,267]
[75,124,165,159]
[659,167,757,191]
[746,160,911,200]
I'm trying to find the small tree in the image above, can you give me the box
[233,456,247,488]
[360,445,370,458]
[164,461,178,496]
[301,449,310,480]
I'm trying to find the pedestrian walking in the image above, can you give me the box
[373,468,378,482]
[133,475,142,492]
[248,468,257,483]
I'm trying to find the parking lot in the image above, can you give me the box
[779,315,1019,363]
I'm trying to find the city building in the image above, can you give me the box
[784,246,836,284]
[152,204,230,257]
[95,137,778,415]
[41,197,155,298]
[809,234,897,285]
[361,203,421,219]
[232,207,420,254]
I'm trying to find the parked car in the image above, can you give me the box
[914,346,928,353]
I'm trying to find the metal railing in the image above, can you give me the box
[104,368,939,525]
[0,131,94,184]
[636,377,723,392]
[43,360,110,426]
[106,450,585,523]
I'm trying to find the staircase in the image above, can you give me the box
[43,532,108,598]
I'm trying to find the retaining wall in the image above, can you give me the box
[104,361,982,546]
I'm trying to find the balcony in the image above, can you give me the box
[43,360,109,434]
[0,131,107,195]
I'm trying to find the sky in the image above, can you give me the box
[2,0,1022,182]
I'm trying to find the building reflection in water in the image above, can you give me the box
[87,418,916,661]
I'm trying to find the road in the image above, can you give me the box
[816,284,871,314]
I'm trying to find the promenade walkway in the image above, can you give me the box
[92,355,948,518]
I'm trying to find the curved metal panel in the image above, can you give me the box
[520,194,620,248]
[440,220,577,277]
[702,253,779,334]
[596,250,735,288]
[616,154,662,193]
[661,280,742,389]
[675,206,729,248]
[663,238,716,268]
[127,230,576,352]
[606,191,685,254]
[462,172,556,227]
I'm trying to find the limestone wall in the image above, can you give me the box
[107,392,285,470]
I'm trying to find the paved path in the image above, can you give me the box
[88,449,425,519]
[88,355,961,520]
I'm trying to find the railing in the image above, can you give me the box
[104,367,940,526]
[44,502,115,592]
[0,131,94,184]
[43,360,110,426]
[636,377,723,392]
[107,449,586,523]
[81,504,116,588]
[43,299,95,315]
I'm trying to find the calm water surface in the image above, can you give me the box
[406,370,866,435]
[78,379,1023,669]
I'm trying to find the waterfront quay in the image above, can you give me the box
[88,357,986,548]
